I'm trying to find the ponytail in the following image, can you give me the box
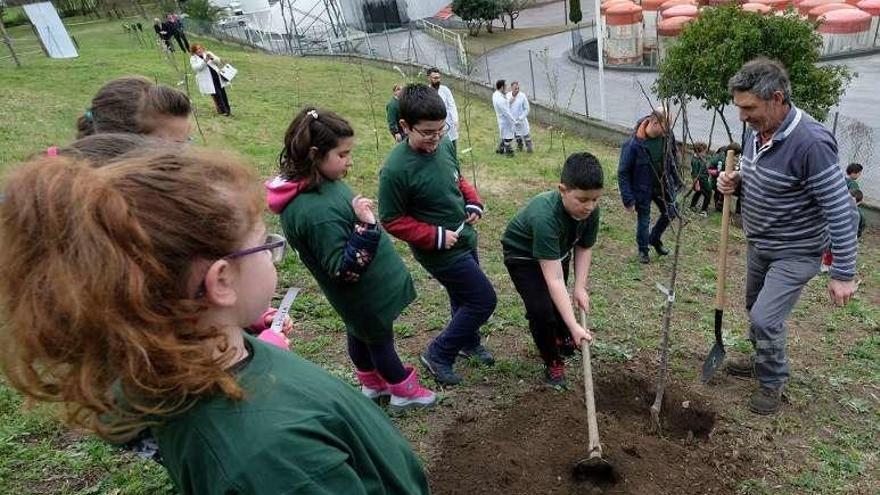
[77,76,191,138]
[278,106,354,189]
[0,148,262,441]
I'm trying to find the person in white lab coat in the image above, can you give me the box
[492,79,515,156]
[427,67,459,153]
[508,81,533,153]
[190,43,231,116]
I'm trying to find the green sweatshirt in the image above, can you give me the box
[281,180,415,342]
[154,334,430,494]
[501,190,599,261]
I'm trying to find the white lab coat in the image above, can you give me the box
[508,91,531,137]
[436,84,459,141]
[492,90,515,140]
[190,52,228,95]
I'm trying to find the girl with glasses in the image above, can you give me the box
[0,147,429,494]
[268,107,437,415]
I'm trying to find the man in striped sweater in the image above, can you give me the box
[718,58,858,415]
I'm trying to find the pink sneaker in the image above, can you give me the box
[355,369,390,401]
[388,366,437,414]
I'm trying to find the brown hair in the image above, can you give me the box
[693,141,708,154]
[76,77,192,139]
[58,133,165,164]
[0,147,263,441]
[189,43,204,55]
[278,107,354,189]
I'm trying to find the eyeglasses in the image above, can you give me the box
[410,125,447,140]
[193,234,287,299]
[225,233,287,265]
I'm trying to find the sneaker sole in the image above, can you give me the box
[420,354,461,386]
[389,397,438,416]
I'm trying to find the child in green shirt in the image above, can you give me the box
[268,107,436,413]
[0,146,429,495]
[688,142,713,216]
[501,153,601,387]
[379,84,497,386]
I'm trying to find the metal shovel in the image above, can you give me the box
[573,309,617,484]
[700,150,737,383]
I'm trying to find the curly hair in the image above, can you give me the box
[0,146,263,441]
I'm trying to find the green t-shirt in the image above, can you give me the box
[386,97,400,133]
[846,177,860,192]
[501,190,599,261]
[644,136,665,193]
[280,180,415,342]
[378,138,477,272]
[154,334,430,495]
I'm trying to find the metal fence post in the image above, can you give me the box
[483,44,491,84]
[581,64,589,117]
[528,49,536,100]
[384,23,393,59]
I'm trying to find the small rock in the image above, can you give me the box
[682,400,690,408]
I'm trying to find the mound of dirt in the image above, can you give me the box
[429,371,737,495]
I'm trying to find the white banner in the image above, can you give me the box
[22,2,78,59]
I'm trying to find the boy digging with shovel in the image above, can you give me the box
[501,152,601,387]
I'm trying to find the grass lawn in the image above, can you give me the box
[1,19,879,495]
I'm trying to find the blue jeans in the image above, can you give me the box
[427,251,497,364]
[636,192,677,253]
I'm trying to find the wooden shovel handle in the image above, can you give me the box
[580,309,602,458]
[715,150,736,311]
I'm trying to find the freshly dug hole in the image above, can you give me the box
[430,371,732,494]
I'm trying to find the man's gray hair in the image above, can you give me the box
[728,57,791,103]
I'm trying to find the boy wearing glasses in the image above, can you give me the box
[379,84,497,386]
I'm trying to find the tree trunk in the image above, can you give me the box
[716,106,733,144]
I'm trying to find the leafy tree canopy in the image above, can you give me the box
[655,5,852,124]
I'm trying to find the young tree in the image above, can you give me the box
[498,0,532,30]
[453,0,502,36]
[655,6,852,141]
[183,0,223,22]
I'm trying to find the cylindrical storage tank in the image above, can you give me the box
[659,0,698,17]
[605,2,645,64]
[798,0,843,16]
[844,0,860,4]
[858,0,880,47]
[809,3,857,19]
[600,0,635,44]
[642,0,666,51]
[818,9,872,53]
[702,0,739,5]
[743,2,774,12]
[658,15,694,61]
[661,3,700,18]
[749,0,792,9]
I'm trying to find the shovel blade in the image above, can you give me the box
[700,343,726,383]
[573,455,618,485]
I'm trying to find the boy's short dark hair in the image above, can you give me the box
[426,67,440,76]
[726,142,742,154]
[851,189,863,203]
[495,79,506,90]
[399,84,447,126]
[846,163,863,175]
[561,152,603,190]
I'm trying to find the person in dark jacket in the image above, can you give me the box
[617,106,682,264]
[153,18,174,52]
[166,13,189,52]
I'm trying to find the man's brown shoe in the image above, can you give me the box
[726,355,755,379]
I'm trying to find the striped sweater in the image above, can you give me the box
[740,105,858,281]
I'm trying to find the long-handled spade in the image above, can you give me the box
[700,150,737,383]
[573,309,617,485]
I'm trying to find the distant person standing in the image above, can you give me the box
[492,79,515,157]
[166,13,189,52]
[508,81,533,153]
[617,106,681,264]
[190,44,231,116]
[153,18,174,52]
[427,67,459,152]
[386,84,403,142]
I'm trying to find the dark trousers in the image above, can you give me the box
[427,250,497,364]
[209,68,231,115]
[173,31,189,52]
[636,192,676,253]
[347,333,407,384]
[505,258,571,367]
[690,186,712,211]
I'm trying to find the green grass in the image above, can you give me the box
[2,18,880,495]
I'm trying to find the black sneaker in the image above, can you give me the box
[652,242,670,256]
[458,344,496,366]
[638,251,650,264]
[544,362,566,388]
[420,352,462,385]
